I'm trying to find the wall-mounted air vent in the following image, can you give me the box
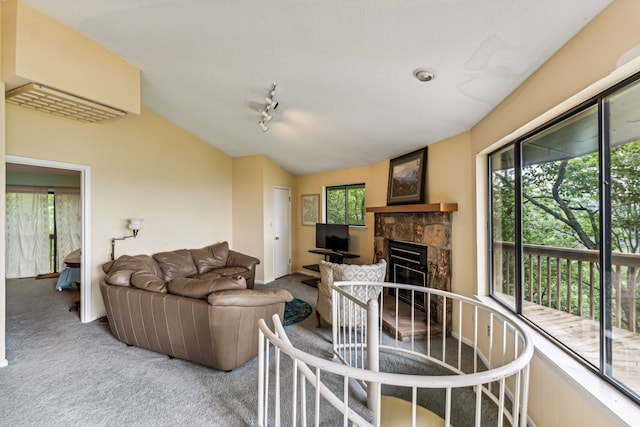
[5,83,127,123]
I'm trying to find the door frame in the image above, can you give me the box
[6,155,92,323]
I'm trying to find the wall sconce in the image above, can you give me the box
[110,218,144,260]
[258,83,278,132]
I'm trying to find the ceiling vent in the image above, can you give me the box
[5,83,127,123]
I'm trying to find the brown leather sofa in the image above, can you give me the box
[100,241,293,371]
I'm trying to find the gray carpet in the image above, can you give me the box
[1,274,505,426]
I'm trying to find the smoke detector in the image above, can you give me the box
[413,68,436,82]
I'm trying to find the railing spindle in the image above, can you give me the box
[577,260,583,317]
[590,262,595,320]
[546,257,552,308]
[566,259,572,315]
[536,255,542,304]
[615,265,622,328]
[629,267,637,332]
[555,258,561,311]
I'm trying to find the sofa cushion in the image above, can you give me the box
[190,241,229,274]
[195,270,223,281]
[153,249,198,281]
[214,266,249,277]
[104,255,147,286]
[168,275,246,299]
[130,271,167,293]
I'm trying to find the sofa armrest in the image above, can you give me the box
[226,250,260,270]
[207,288,292,307]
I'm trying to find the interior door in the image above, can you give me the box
[273,187,291,279]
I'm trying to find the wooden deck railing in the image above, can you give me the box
[493,242,639,333]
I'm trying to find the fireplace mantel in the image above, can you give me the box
[366,202,457,214]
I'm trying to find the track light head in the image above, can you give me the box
[261,110,273,121]
[259,120,268,132]
[265,97,279,110]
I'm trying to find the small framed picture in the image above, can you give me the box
[387,147,427,205]
[301,194,320,226]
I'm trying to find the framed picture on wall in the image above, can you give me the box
[387,147,427,205]
[301,194,320,226]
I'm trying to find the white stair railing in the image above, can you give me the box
[258,282,534,427]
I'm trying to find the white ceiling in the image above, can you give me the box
[22,0,612,175]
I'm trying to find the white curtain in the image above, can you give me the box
[6,186,50,278]
[54,188,82,271]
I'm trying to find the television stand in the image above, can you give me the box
[308,249,359,263]
[302,249,360,287]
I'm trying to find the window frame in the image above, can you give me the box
[488,71,640,405]
[324,183,366,227]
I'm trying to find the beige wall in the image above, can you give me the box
[232,155,296,283]
[232,155,265,280]
[293,160,388,272]
[5,104,233,319]
[427,132,473,298]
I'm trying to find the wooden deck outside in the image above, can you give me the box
[523,301,640,394]
[381,296,639,394]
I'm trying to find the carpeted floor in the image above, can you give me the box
[1,273,502,426]
[0,273,340,426]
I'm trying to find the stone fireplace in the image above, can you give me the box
[368,203,456,337]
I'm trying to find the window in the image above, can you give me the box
[325,184,365,226]
[489,75,640,403]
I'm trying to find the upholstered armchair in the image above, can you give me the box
[316,259,387,327]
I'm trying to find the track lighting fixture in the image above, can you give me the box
[258,83,279,132]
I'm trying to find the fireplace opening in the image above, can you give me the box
[388,240,430,311]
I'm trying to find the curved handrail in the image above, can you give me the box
[330,281,534,388]
[258,282,534,427]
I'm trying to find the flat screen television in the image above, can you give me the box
[315,223,349,253]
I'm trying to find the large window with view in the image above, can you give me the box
[489,76,640,403]
[325,184,365,226]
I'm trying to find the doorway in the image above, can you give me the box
[273,187,291,279]
[5,156,91,323]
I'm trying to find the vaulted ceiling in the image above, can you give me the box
[23,0,612,175]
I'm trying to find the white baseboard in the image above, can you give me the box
[0,359,8,368]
